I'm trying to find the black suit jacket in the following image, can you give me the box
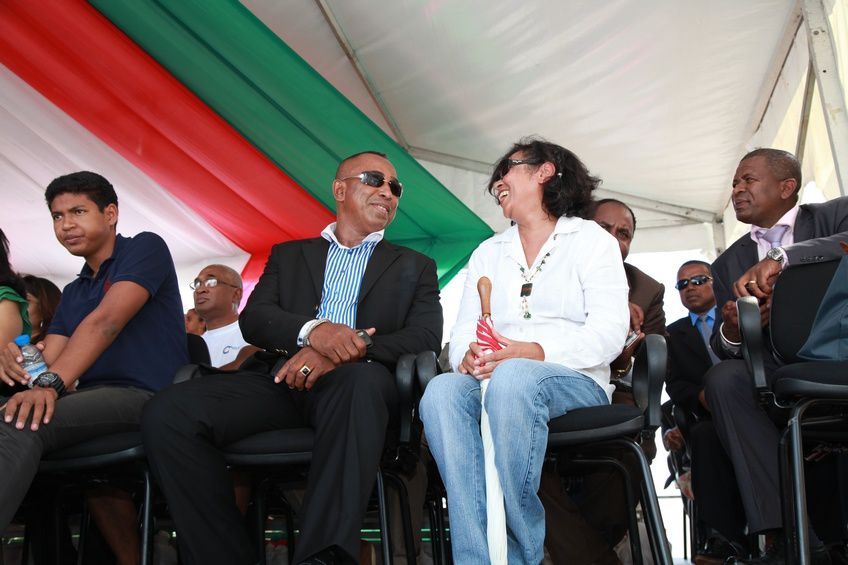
[239,237,443,372]
[712,197,848,310]
[666,315,713,419]
[625,262,667,336]
[711,196,848,354]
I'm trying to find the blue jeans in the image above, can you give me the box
[420,358,609,564]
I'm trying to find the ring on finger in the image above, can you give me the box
[299,364,312,377]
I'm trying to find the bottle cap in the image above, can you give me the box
[14,334,31,347]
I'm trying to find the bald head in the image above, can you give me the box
[192,264,243,329]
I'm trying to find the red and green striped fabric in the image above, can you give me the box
[0,0,491,287]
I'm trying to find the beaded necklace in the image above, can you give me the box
[518,251,551,319]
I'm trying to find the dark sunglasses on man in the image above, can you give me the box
[675,274,712,290]
[337,171,403,198]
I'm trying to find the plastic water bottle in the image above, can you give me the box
[13,334,47,387]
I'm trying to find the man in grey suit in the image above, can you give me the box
[707,148,848,564]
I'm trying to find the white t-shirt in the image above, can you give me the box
[202,320,250,368]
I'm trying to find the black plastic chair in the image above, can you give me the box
[737,258,848,565]
[220,352,421,565]
[545,334,671,565]
[30,333,210,565]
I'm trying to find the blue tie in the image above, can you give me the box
[698,314,720,365]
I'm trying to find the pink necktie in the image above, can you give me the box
[757,225,789,249]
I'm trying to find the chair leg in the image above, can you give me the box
[779,427,798,565]
[376,471,393,565]
[617,438,672,565]
[426,500,441,565]
[77,500,90,565]
[140,468,153,565]
[382,472,417,565]
[788,404,811,565]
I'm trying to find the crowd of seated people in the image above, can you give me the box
[0,143,846,565]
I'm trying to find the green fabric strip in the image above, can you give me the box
[91,0,492,285]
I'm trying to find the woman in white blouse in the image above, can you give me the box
[420,138,630,564]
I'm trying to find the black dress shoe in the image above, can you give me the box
[730,537,832,565]
[298,545,357,565]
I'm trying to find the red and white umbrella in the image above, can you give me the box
[476,277,507,564]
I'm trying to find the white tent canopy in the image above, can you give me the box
[2,0,847,307]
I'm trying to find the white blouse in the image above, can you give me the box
[448,215,630,398]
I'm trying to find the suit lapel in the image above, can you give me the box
[302,238,329,301]
[359,241,400,304]
[732,238,758,278]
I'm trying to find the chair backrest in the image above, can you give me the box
[187,333,211,365]
[769,259,841,363]
[632,333,667,430]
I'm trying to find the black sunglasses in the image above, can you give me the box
[337,171,403,198]
[675,274,712,290]
[493,157,542,180]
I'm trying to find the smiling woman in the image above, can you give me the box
[420,137,630,564]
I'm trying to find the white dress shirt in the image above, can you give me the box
[448,216,630,399]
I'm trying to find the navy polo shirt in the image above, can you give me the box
[49,232,188,391]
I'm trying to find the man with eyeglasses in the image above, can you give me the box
[190,265,258,369]
[707,148,848,564]
[142,151,442,565]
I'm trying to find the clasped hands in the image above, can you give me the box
[459,328,544,380]
[273,323,374,391]
[721,258,781,342]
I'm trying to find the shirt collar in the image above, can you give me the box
[689,305,717,326]
[77,234,126,280]
[320,222,384,249]
[748,205,799,241]
[491,215,583,244]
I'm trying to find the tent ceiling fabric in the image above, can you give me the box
[244,0,797,221]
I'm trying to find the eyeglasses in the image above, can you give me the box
[337,171,403,198]
[189,277,240,291]
[493,157,542,180]
[675,275,712,290]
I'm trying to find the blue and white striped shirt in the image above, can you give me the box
[315,223,383,328]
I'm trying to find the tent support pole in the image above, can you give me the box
[802,0,848,196]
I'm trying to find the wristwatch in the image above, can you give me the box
[32,371,66,398]
[766,247,785,265]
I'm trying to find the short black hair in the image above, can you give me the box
[487,137,600,218]
[678,259,712,275]
[45,171,118,211]
[335,151,390,178]
[589,198,637,232]
[741,148,802,195]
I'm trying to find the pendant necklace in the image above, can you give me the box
[518,251,551,319]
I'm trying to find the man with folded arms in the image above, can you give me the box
[142,151,442,565]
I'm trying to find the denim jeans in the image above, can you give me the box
[420,358,609,564]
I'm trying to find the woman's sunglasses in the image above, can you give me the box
[337,171,403,198]
[675,274,712,290]
[493,157,542,181]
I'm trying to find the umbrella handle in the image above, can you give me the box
[478,276,493,318]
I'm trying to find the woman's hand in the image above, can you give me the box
[472,328,544,381]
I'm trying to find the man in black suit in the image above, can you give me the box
[707,148,848,564]
[665,260,747,561]
[142,151,443,565]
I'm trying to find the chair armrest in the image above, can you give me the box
[736,296,770,406]
[395,353,417,444]
[415,350,439,392]
[632,333,666,430]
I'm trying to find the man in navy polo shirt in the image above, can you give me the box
[0,171,187,546]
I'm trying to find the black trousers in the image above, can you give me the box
[141,362,397,565]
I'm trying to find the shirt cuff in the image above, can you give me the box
[718,322,741,356]
[297,319,329,348]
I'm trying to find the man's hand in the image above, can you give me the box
[721,294,770,345]
[2,388,58,431]
[472,329,544,381]
[734,258,782,299]
[274,347,336,391]
[628,302,645,333]
[663,426,685,451]
[307,323,374,364]
[0,342,30,387]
